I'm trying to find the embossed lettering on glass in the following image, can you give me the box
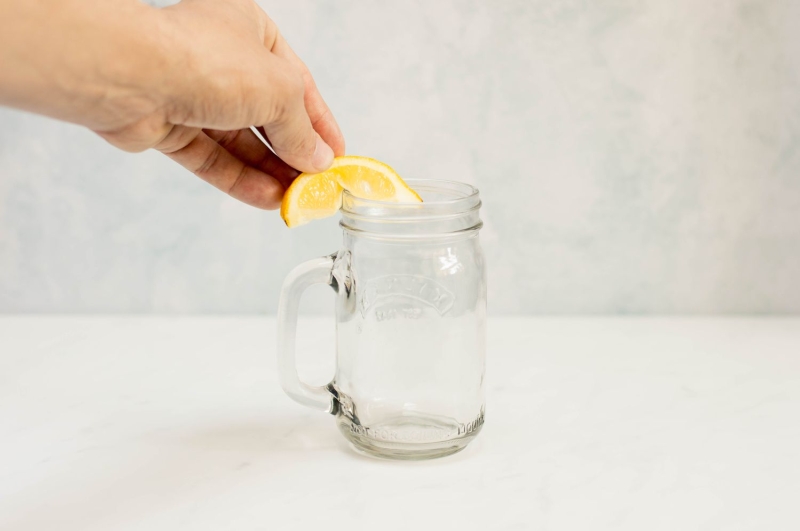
[277,180,486,459]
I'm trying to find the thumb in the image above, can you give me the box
[261,97,334,174]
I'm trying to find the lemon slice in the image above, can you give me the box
[280,156,422,227]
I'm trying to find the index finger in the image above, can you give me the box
[268,32,346,157]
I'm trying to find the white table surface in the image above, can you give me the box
[1,316,799,531]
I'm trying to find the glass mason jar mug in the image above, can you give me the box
[277,180,486,459]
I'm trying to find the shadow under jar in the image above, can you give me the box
[277,180,486,460]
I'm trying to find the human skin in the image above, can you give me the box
[0,0,345,209]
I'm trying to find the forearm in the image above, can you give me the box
[0,0,171,130]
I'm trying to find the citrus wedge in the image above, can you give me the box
[280,156,422,227]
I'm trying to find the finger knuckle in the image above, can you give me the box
[268,71,305,121]
[227,164,250,195]
[155,126,196,154]
[215,129,243,150]
[99,117,169,153]
[282,69,305,100]
[195,144,223,176]
[261,16,279,49]
[282,131,315,158]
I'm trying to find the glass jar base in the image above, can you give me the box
[336,412,483,460]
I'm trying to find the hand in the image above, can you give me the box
[0,0,345,209]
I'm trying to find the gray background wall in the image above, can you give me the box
[1,0,799,314]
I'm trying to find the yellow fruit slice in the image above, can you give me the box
[280,156,422,227]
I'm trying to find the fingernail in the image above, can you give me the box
[312,137,334,171]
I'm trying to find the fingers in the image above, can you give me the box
[259,70,334,174]
[205,127,299,189]
[156,125,284,210]
[269,32,346,157]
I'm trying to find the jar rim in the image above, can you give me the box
[341,179,480,217]
[339,179,482,237]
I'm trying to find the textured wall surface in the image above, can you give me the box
[1,0,799,314]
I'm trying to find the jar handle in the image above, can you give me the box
[276,254,338,413]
